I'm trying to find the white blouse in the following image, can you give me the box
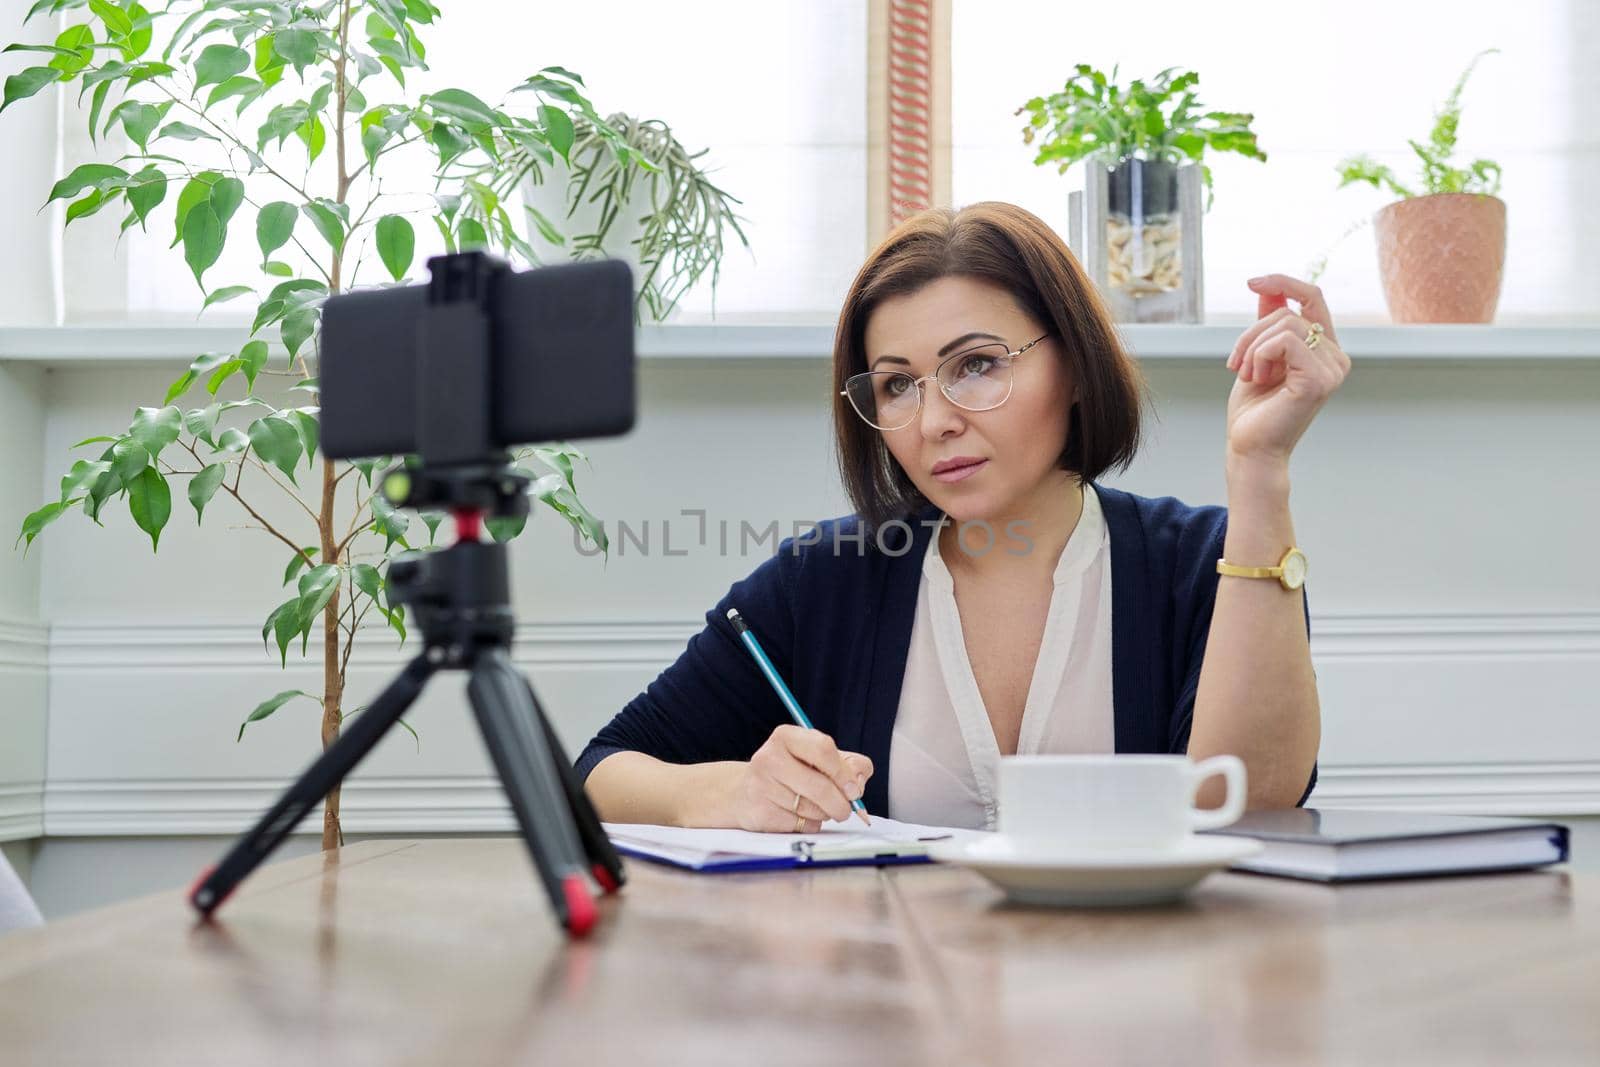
[887,486,1115,830]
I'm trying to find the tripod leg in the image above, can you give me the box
[520,675,626,894]
[468,649,597,937]
[189,656,439,917]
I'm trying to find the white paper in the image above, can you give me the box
[603,815,982,864]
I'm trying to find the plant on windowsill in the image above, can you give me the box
[1,0,667,850]
[1016,64,1267,323]
[1335,48,1505,323]
[519,111,750,324]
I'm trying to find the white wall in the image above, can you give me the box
[5,343,1594,916]
[0,359,47,846]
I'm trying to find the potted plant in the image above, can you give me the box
[1336,49,1504,323]
[519,111,750,324]
[1,0,689,849]
[1017,64,1267,322]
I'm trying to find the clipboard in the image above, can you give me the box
[603,817,968,874]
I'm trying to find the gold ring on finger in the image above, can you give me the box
[1304,322,1325,349]
[795,813,805,833]
[792,791,803,815]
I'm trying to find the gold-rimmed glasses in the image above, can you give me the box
[841,333,1051,431]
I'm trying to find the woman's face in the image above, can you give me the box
[861,275,1076,524]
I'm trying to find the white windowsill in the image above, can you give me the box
[1,321,1599,363]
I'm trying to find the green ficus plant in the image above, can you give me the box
[1336,49,1502,201]
[3,0,642,849]
[1016,63,1266,209]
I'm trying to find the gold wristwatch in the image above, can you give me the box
[1216,546,1308,591]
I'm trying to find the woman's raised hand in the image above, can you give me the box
[1224,274,1352,468]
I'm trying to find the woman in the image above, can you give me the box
[577,201,1348,833]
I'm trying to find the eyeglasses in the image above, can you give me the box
[840,333,1051,431]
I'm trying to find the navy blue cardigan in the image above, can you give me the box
[575,484,1318,812]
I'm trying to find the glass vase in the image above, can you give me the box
[1069,159,1204,324]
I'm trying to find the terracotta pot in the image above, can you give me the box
[1373,193,1506,323]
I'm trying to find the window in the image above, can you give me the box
[84,1,868,320]
[952,0,1594,321]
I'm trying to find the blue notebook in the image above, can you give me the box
[603,816,968,873]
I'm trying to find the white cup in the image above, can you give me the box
[996,754,1247,856]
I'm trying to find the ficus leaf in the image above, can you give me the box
[188,463,226,524]
[182,203,223,284]
[296,114,326,162]
[384,603,407,643]
[247,415,303,483]
[287,409,319,465]
[129,405,182,459]
[46,163,126,204]
[111,437,150,485]
[171,171,220,249]
[88,0,133,39]
[1,66,59,114]
[65,190,109,224]
[126,466,172,551]
[458,217,487,248]
[296,563,341,625]
[206,74,259,108]
[427,87,497,127]
[261,598,304,667]
[283,546,317,586]
[239,339,269,389]
[351,563,382,601]
[370,492,410,550]
[272,28,315,70]
[124,166,166,229]
[194,44,249,89]
[257,205,299,258]
[375,214,414,280]
[87,79,111,143]
[486,514,527,542]
[59,459,112,503]
[183,403,221,445]
[212,427,249,454]
[156,121,215,143]
[208,177,244,225]
[280,305,318,358]
[300,200,345,254]
[539,104,574,161]
[205,359,242,395]
[237,688,316,741]
[15,498,77,555]
[201,285,252,311]
[415,509,444,545]
[112,101,166,152]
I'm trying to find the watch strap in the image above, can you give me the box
[1215,560,1283,579]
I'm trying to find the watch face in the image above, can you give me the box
[1282,550,1308,589]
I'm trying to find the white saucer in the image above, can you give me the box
[925,834,1265,908]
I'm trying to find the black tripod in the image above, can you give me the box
[188,466,626,936]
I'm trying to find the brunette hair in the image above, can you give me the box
[832,201,1145,531]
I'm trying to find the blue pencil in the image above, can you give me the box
[726,607,871,826]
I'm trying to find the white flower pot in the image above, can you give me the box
[518,167,679,323]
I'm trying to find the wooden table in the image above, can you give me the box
[1,839,1595,1066]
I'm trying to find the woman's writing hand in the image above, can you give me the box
[1224,274,1352,473]
[723,724,873,833]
